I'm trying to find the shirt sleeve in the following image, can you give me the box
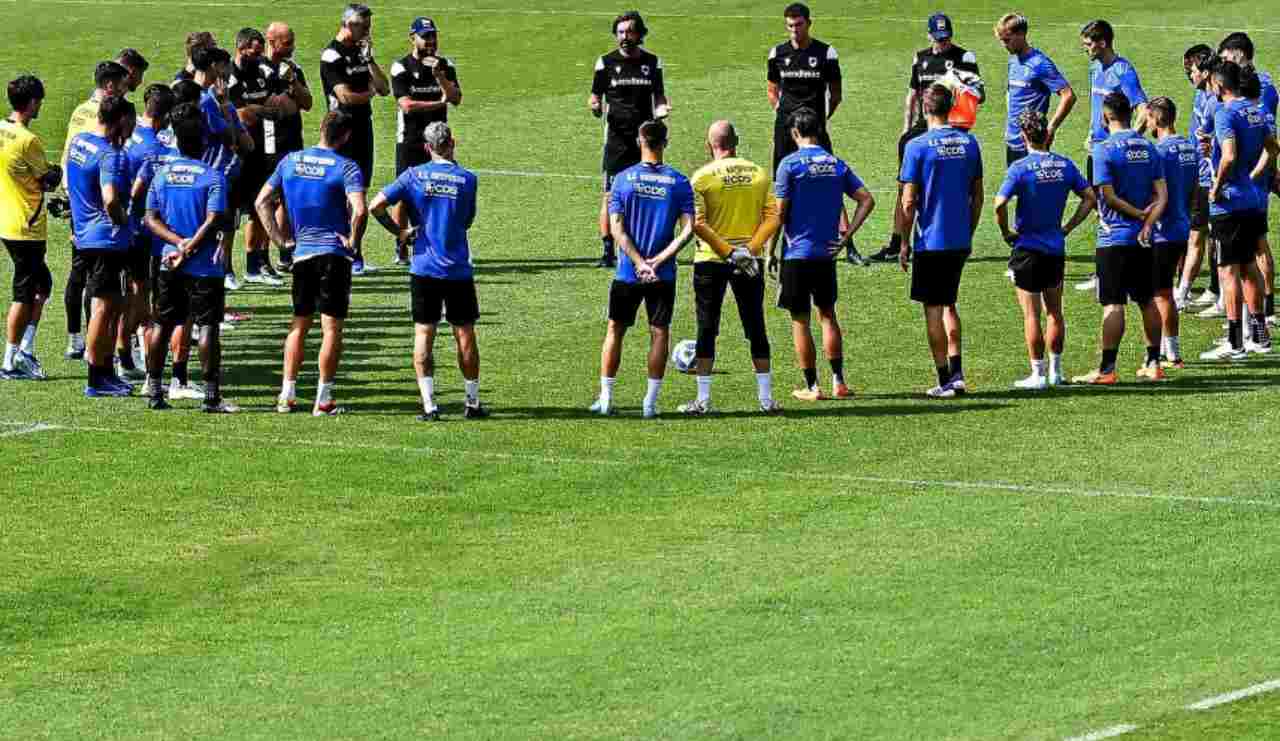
[959,50,980,76]
[676,177,695,216]
[692,175,709,220]
[972,137,984,180]
[21,135,50,181]
[320,47,351,93]
[266,156,286,190]
[767,47,780,84]
[908,55,921,91]
[996,167,1019,200]
[899,141,922,185]
[100,149,127,191]
[1214,107,1235,146]
[1150,145,1165,182]
[1036,55,1069,93]
[824,45,842,83]
[608,181,626,214]
[380,172,408,206]
[208,172,228,215]
[1121,65,1148,106]
[227,73,246,107]
[145,171,164,211]
[652,57,665,98]
[773,160,793,199]
[463,173,478,230]
[1092,143,1113,186]
[1069,160,1090,194]
[342,159,365,193]
[591,56,609,97]
[841,164,864,198]
[201,96,228,138]
[390,60,411,99]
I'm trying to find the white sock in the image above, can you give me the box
[316,381,334,405]
[1030,359,1047,377]
[464,379,479,406]
[644,377,662,408]
[418,376,435,410]
[20,322,37,354]
[1164,336,1181,359]
[599,376,615,403]
[756,372,773,402]
[281,378,297,401]
[2,343,17,370]
[1049,353,1063,377]
[696,375,712,403]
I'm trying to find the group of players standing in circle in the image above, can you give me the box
[0,4,1276,419]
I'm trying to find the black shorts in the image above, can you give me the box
[608,279,676,328]
[126,233,150,283]
[396,141,430,176]
[79,249,128,299]
[602,126,642,182]
[1095,246,1155,305]
[1153,241,1187,290]
[1211,210,1268,266]
[411,275,480,326]
[155,270,226,327]
[693,260,768,349]
[1189,186,1210,230]
[4,239,52,304]
[235,155,273,211]
[1007,146,1028,167]
[773,119,833,175]
[292,254,353,319]
[778,258,838,314]
[1008,249,1064,294]
[148,255,162,312]
[910,250,969,306]
[337,117,375,188]
[897,123,928,166]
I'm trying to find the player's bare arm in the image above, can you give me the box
[1047,85,1077,148]
[827,79,842,119]
[968,176,984,236]
[1062,186,1097,236]
[844,187,874,235]
[346,191,369,254]
[254,184,293,249]
[609,212,653,280]
[367,192,416,245]
[647,212,694,268]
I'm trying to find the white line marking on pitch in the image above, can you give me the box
[1187,678,1280,710]
[1065,724,1139,741]
[5,420,1279,509]
[0,423,60,438]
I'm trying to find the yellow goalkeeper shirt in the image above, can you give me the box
[61,93,100,173]
[690,156,777,263]
[0,118,52,241]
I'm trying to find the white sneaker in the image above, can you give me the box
[926,384,956,399]
[1005,268,1016,284]
[1173,286,1190,310]
[1199,343,1246,361]
[244,272,284,287]
[1197,302,1226,319]
[1245,338,1273,355]
[16,352,46,380]
[588,397,614,416]
[677,399,711,415]
[759,398,783,414]
[115,360,145,381]
[1047,371,1066,387]
[276,397,297,414]
[1074,275,1097,292]
[202,399,240,414]
[642,404,659,419]
[224,273,242,291]
[65,334,85,359]
[1191,289,1218,306]
[168,380,205,400]
[130,340,145,370]
[1013,374,1048,390]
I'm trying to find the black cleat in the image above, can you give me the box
[596,253,617,268]
[148,396,171,411]
[463,403,490,419]
[416,409,441,422]
[845,243,868,266]
[868,245,899,263]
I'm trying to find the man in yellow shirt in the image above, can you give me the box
[60,61,130,360]
[1,76,62,380]
[678,120,781,414]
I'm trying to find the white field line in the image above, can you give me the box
[1186,678,1280,710]
[1064,725,1140,741]
[7,0,1280,34]
[0,423,61,438]
[3,420,1278,509]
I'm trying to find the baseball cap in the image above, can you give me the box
[927,13,953,41]
[411,17,438,36]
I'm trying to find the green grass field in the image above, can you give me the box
[4,1,1280,738]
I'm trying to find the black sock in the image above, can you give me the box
[802,367,818,389]
[936,365,950,386]
[246,250,261,275]
[173,360,189,386]
[829,358,844,384]
[889,233,902,251]
[117,348,135,370]
[1146,346,1160,366]
[1209,253,1220,295]
[1266,294,1275,317]
[1229,319,1244,349]
[1100,348,1119,374]
[601,236,615,257]
[948,354,962,377]
[88,363,99,386]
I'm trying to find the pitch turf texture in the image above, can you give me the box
[4,0,1280,738]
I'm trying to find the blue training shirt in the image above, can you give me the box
[899,126,984,252]
[1005,48,1070,150]
[123,124,173,237]
[1088,56,1148,145]
[379,159,479,280]
[267,146,365,262]
[774,145,866,260]
[608,162,695,284]
[1091,129,1165,247]
[996,151,1088,255]
[1211,98,1270,216]
[198,90,242,179]
[66,132,131,250]
[145,156,229,278]
[133,147,184,256]
[1153,134,1199,244]
[1192,88,1216,188]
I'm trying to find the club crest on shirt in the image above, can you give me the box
[784,57,792,66]
[808,57,818,68]
[641,65,649,75]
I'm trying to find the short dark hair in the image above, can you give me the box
[7,75,44,111]
[612,10,647,37]
[191,46,230,73]
[95,61,129,90]
[1184,43,1213,62]
[1148,96,1177,127]
[638,119,668,148]
[342,3,372,24]
[236,27,265,50]
[786,106,823,137]
[1213,60,1244,94]
[1102,91,1131,124]
[783,3,810,20]
[171,79,203,105]
[117,48,149,72]
[1080,20,1114,46]
[1219,32,1254,61]
[1192,53,1220,75]
[98,94,135,127]
[186,31,216,59]
[922,84,953,118]
[320,110,355,144]
[1017,110,1049,146]
[169,102,206,158]
[143,83,175,120]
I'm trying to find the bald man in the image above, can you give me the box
[681,121,782,414]
[263,21,313,269]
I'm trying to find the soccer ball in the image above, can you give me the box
[671,340,697,373]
